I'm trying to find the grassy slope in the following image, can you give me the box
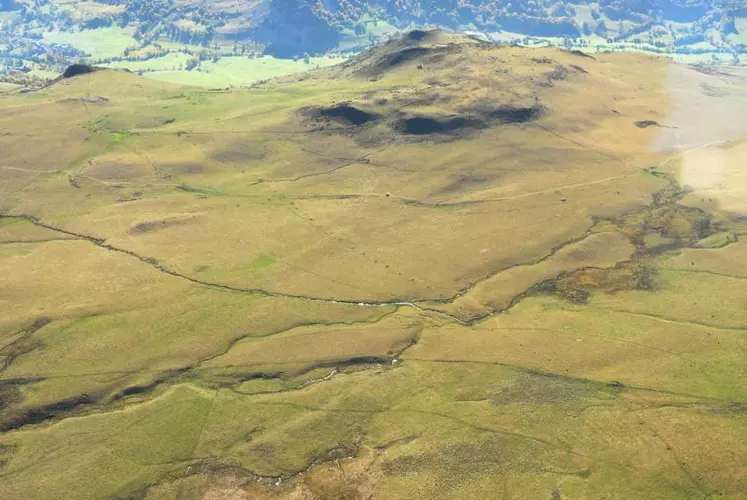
[42,26,138,58]
[142,56,340,87]
[1,35,747,499]
[36,24,342,88]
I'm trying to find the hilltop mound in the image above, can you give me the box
[341,29,484,77]
[292,31,571,142]
[40,65,132,91]
[61,64,99,79]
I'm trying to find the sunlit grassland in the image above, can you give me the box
[42,26,138,59]
[0,82,20,92]
[142,55,341,88]
[0,237,384,409]
[422,231,637,320]
[2,36,747,499]
[2,360,744,499]
[587,265,747,331]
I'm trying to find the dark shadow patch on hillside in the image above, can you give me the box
[635,120,660,128]
[382,47,444,71]
[391,103,543,140]
[41,65,128,90]
[569,49,596,59]
[407,30,429,41]
[58,96,110,105]
[437,173,494,195]
[128,216,195,236]
[62,64,98,79]
[311,104,381,126]
[135,117,177,128]
[315,356,389,369]
[483,104,544,123]
[110,368,190,401]
[370,47,431,71]
[542,66,569,86]
[394,115,486,135]
[210,144,266,164]
[570,64,588,74]
[301,98,544,144]
[159,162,203,176]
[0,317,51,372]
[0,382,23,412]
[348,43,462,78]
[0,367,193,431]
[0,393,96,431]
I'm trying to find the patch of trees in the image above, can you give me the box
[165,24,213,46]
[618,21,654,40]
[500,15,580,37]
[674,32,705,46]
[83,17,114,30]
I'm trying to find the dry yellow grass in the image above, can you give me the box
[422,231,636,321]
[1,31,746,499]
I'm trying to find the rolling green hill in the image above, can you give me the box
[1,30,747,498]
